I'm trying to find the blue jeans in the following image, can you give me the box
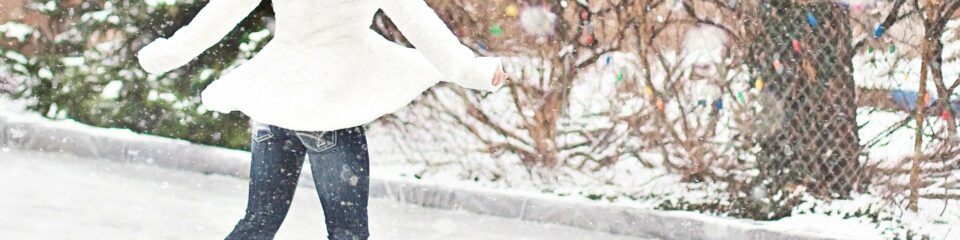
[226,123,370,240]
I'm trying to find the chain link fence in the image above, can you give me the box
[747,2,864,216]
[379,1,959,223]
[612,1,867,219]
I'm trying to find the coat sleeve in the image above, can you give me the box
[381,0,502,92]
[137,0,262,74]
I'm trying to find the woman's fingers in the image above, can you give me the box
[492,72,506,86]
[492,65,506,86]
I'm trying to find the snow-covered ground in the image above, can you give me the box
[0,97,895,240]
[0,149,649,240]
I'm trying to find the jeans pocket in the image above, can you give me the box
[252,126,275,143]
[295,131,337,153]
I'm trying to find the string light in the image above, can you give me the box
[806,12,817,28]
[874,25,886,38]
[476,42,487,51]
[581,34,595,45]
[773,59,784,74]
[489,24,504,37]
[656,98,665,112]
[505,4,519,18]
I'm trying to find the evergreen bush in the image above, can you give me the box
[0,0,276,149]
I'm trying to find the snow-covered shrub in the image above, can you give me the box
[0,0,275,149]
[374,0,647,178]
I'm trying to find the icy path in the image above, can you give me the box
[0,150,650,240]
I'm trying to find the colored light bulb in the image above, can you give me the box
[806,12,817,28]
[713,99,724,111]
[505,4,519,17]
[581,35,595,45]
[656,98,665,112]
[874,25,886,38]
[489,24,503,36]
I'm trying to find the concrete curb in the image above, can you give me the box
[0,114,843,240]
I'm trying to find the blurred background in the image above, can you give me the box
[1,0,959,239]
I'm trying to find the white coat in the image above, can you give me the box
[137,0,502,131]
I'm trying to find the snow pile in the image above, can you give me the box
[767,214,884,240]
[856,108,960,239]
[0,22,35,42]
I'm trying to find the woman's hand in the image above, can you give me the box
[137,38,177,74]
[492,64,508,86]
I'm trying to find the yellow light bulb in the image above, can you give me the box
[505,4,519,17]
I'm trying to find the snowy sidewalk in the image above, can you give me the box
[0,149,648,240]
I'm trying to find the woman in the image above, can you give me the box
[137,0,507,239]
